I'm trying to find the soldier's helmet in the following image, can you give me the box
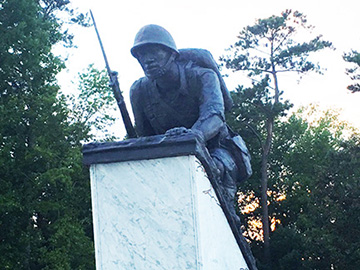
[131,24,179,58]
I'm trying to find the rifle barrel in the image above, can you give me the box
[90,10,137,138]
[89,10,112,75]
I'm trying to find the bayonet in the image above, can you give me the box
[90,10,137,138]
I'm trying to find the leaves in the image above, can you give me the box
[222,9,335,268]
[221,10,333,78]
[235,106,360,269]
[66,64,118,141]
[343,50,360,93]
[0,1,95,268]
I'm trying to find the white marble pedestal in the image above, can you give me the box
[83,135,250,270]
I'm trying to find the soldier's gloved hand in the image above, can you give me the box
[165,127,188,136]
[108,71,118,87]
[165,127,205,143]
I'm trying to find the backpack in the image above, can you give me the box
[178,48,233,112]
[178,49,252,182]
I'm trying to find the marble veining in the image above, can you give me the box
[91,156,199,269]
[193,159,249,269]
[90,155,248,269]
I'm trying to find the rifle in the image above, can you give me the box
[90,10,137,138]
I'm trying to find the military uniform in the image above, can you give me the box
[133,60,248,222]
[131,61,224,134]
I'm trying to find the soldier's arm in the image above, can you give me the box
[130,80,156,137]
[192,69,225,141]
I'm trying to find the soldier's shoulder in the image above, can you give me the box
[181,61,217,78]
[130,77,149,97]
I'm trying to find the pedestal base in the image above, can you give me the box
[90,155,249,269]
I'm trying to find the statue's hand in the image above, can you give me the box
[165,127,205,143]
[165,127,188,136]
[109,71,118,87]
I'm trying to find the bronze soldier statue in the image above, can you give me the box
[130,24,252,226]
[130,24,256,268]
[87,14,257,267]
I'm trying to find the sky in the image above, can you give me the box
[58,0,360,138]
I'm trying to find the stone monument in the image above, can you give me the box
[84,23,257,269]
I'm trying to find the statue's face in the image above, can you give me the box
[136,44,172,79]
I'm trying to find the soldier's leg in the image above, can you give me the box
[210,149,241,229]
[211,148,258,270]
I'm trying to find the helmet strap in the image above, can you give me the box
[147,52,177,80]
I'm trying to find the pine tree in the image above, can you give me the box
[0,1,99,268]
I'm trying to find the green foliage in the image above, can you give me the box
[66,64,118,141]
[222,10,334,265]
[221,9,333,143]
[269,108,360,270]
[221,9,333,78]
[226,78,293,196]
[0,0,95,268]
[229,76,293,125]
[40,0,91,48]
[234,105,360,269]
[343,50,360,92]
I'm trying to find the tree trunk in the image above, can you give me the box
[261,117,273,265]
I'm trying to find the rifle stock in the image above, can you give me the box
[90,10,137,139]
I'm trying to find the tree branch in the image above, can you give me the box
[245,122,264,151]
[273,30,294,53]
[276,69,305,73]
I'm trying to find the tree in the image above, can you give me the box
[269,107,360,269]
[231,104,360,269]
[221,9,333,263]
[67,64,118,142]
[0,1,102,268]
[343,50,360,92]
